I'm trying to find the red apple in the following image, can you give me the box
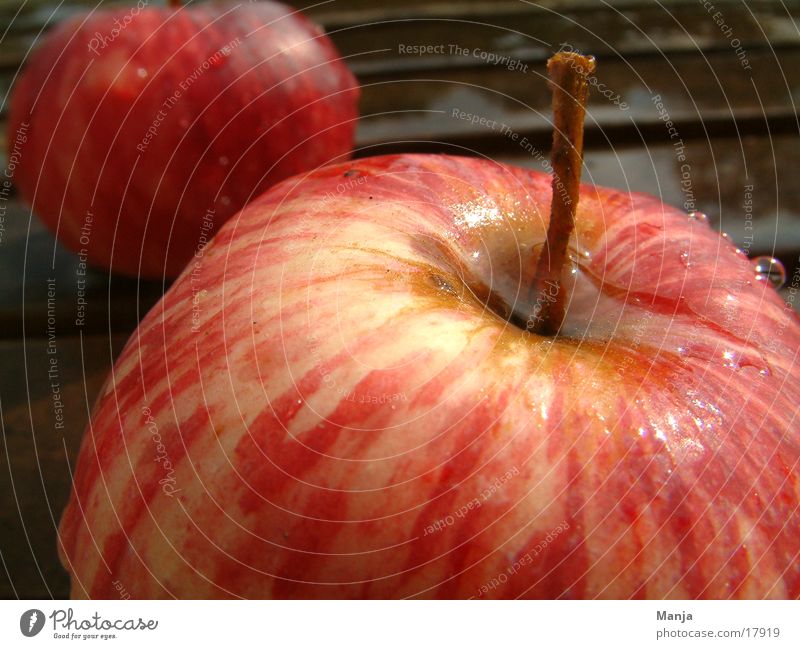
[58,152,800,598]
[8,0,358,278]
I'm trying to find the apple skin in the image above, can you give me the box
[8,0,358,278]
[58,154,800,598]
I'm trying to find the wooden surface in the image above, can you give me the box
[1,0,799,599]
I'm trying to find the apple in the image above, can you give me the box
[57,148,800,597]
[8,0,359,278]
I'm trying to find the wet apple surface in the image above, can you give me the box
[59,154,800,598]
[8,0,359,277]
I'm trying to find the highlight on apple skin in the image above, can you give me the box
[56,153,800,598]
[8,0,359,278]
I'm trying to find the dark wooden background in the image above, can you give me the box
[1,0,799,599]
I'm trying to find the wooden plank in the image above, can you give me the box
[287,0,796,29]
[0,0,771,29]
[0,197,166,339]
[353,49,800,149]
[3,0,796,53]
[332,2,800,76]
[3,0,799,117]
[0,333,128,599]
[4,1,799,70]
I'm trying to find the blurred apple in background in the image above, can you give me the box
[8,0,359,278]
[58,153,800,598]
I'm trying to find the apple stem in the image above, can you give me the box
[529,52,595,336]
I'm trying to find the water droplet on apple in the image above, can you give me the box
[430,273,458,296]
[739,363,772,379]
[721,231,731,240]
[751,256,786,289]
[679,250,691,267]
[219,156,229,166]
[687,211,709,224]
[722,349,740,370]
[568,243,592,264]
[137,67,148,78]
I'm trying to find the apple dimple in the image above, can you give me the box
[258,154,795,364]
